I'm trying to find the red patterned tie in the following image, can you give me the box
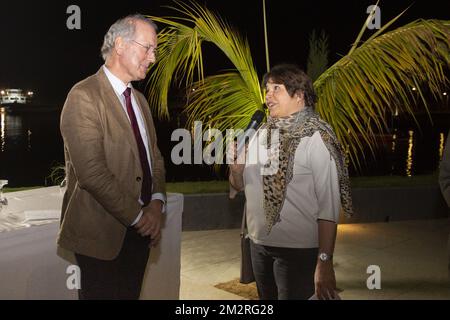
[123,88,152,206]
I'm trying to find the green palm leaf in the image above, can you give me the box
[146,0,263,129]
[315,19,450,166]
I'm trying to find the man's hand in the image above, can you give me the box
[314,260,338,300]
[134,200,163,247]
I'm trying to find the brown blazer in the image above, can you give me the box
[57,67,166,260]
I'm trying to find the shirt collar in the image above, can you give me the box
[103,65,133,97]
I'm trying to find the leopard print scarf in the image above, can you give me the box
[262,106,353,234]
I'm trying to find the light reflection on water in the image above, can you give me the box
[0,108,5,153]
[27,129,32,151]
[391,134,397,173]
[439,133,445,161]
[0,108,63,187]
[406,130,414,177]
[351,126,447,177]
[0,110,24,151]
[391,134,396,153]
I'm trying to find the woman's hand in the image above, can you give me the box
[230,163,245,176]
[228,141,245,191]
[314,260,338,300]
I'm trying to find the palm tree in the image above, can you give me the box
[146,1,450,167]
[306,29,329,82]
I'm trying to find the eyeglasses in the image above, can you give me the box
[130,40,157,56]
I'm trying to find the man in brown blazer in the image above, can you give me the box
[58,14,166,299]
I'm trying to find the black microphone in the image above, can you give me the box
[236,109,265,156]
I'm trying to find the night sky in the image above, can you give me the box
[1,0,449,107]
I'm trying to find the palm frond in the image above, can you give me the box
[185,72,261,131]
[314,19,450,166]
[146,0,263,126]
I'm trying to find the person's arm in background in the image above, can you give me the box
[309,132,341,300]
[439,132,450,207]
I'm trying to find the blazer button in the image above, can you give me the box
[136,177,142,182]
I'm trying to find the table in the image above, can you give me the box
[0,187,183,300]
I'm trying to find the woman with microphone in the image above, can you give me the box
[229,64,352,300]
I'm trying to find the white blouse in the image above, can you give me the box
[244,129,341,248]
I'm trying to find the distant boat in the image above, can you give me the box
[0,88,34,106]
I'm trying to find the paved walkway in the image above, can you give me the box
[180,218,450,300]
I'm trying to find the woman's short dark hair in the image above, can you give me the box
[263,64,317,108]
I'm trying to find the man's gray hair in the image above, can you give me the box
[101,14,157,61]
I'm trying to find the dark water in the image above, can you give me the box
[0,106,448,187]
[0,107,64,187]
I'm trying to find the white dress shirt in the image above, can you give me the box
[103,65,165,225]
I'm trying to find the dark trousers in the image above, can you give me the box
[250,240,318,300]
[75,227,150,300]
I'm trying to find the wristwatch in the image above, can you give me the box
[318,252,333,262]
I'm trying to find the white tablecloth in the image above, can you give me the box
[0,187,183,300]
